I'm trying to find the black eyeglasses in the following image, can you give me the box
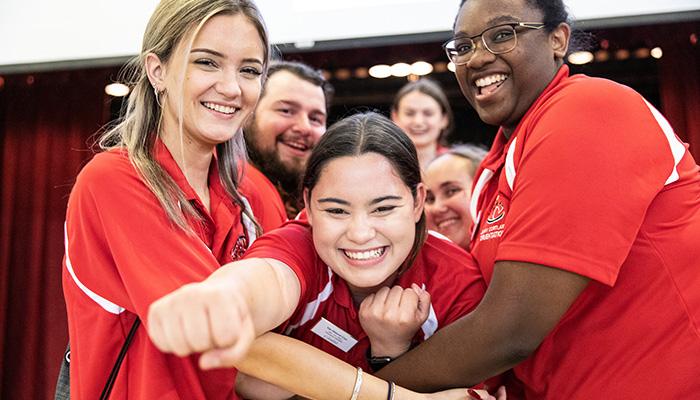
[443,22,545,65]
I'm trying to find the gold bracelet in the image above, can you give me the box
[350,367,363,400]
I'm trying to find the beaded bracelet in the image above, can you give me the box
[350,367,363,400]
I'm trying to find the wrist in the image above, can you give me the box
[368,340,411,359]
[366,347,400,373]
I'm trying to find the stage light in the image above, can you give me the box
[390,63,411,77]
[651,47,663,59]
[105,83,130,97]
[368,64,391,79]
[615,49,630,60]
[594,50,609,62]
[410,61,433,76]
[568,51,594,65]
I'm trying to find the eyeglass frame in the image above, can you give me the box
[442,22,546,66]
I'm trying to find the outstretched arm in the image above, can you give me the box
[235,332,496,400]
[147,257,301,364]
[377,261,589,390]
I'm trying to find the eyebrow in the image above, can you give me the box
[191,48,263,65]
[275,100,327,117]
[317,197,349,205]
[316,195,402,206]
[456,14,520,36]
[439,181,461,189]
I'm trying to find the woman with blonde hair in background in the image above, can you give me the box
[424,144,487,249]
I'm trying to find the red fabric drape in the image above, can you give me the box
[0,69,111,399]
[657,28,700,162]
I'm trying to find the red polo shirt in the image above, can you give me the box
[244,220,486,370]
[63,140,269,399]
[470,65,700,399]
[240,163,287,233]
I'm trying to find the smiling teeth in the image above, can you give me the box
[344,248,384,260]
[203,102,238,114]
[437,218,460,230]
[475,74,508,88]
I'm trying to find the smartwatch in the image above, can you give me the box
[366,348,394,372]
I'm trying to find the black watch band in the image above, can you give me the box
[366,347,394,372]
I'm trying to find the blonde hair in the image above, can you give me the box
[100,0,270,232]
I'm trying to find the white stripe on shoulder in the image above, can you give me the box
[64,223,125,315]
[420,284,438,340]
[505,137,517,191]
[240,196,258,245]
[470,168,495,223]
[427,230,451,242]
[643,100,685,185]
[284,267,334,334]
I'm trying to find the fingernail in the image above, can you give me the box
[468,389,484,400]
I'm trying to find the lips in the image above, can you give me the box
[202,101,240,115]
[473,73,509,99]
[435,217,461,231]
[342,246,387,263]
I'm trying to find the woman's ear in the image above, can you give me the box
[303,188,313,225]
[413,183,427,222]
[145,52,166,92]
[550,22,571,60]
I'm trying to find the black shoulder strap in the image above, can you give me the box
[99,318,141,400]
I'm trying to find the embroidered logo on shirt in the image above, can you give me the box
[480,195,506,242]
[230,234,248,260]
[486,195,506,224]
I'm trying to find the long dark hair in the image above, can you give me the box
[303,112,427,273]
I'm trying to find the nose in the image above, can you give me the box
[466,39,496,69]
[346,214,375,244]
[409,113,426,127]
[292,113,312,135]
[429,197,449,216]
[216,73,243,98]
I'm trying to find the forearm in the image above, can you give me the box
[236,372,295,400]
[377,306,523,391]
[377,261,590,391]
[212,258,300,335]
[237,332,427,400]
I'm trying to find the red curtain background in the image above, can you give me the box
[0,27,697,399]
[0,68,112,399]
[657,31,700,162]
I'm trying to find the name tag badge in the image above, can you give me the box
[311,318,358,352]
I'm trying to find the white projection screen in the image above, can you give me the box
[0,0,698,70]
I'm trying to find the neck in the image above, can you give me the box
[416,145,438,170]
[160,128,215,211]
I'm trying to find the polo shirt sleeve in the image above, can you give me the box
[496,79,675,285]
[243,221,317,306]
[239,170,287,233]
[64,152,221,324]
[426,238,487,326]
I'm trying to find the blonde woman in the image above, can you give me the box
[62,0,274,398]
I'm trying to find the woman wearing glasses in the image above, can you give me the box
[374,0,700,398]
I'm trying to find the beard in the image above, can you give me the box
[244,123,304,217]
